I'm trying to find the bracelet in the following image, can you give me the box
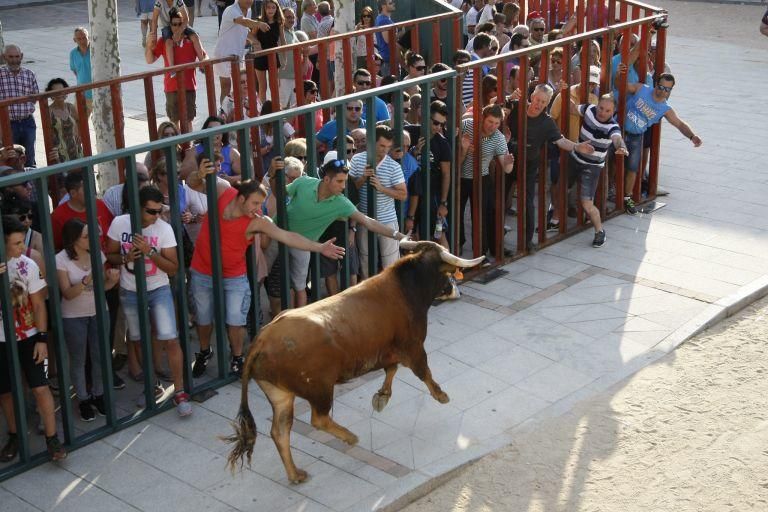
[406,215,415,221]
[392,229,400,240]
[37,331,48,342]
[349,226,357,232]
[81,276,88,286]
[439,200,448,206]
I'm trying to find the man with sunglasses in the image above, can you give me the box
[374,0,397,76]
[315,99,366,151]
[619,72,701,215]
[527,13,546,45]
[353,68,390,123]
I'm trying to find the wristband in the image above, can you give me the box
[439,201,448,207]
[406,215,415,221]
[37,331,48,342]
[392,230,400,240]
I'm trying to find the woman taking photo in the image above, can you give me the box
[354,6,375,69]
[181,115,242,183]
[253,0,286,102]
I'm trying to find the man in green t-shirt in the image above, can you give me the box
[268,157,408,309]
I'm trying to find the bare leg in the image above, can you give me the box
[227,325,246,357]
[219,76,232,107]
[624,170,637,197]
[161,340,184,391]
[31,386,57,437]
[372,365,398,412]
[294,289,307,308]
[255,69,268,103]
[325,275,339,296]
[258,380,306,483]
[0,393,16,434]
[196,323,213,352]
[582,198,602,233]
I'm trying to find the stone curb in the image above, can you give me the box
[364,273,768,512]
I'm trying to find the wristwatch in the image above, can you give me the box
[148,247,158,258]
[439,200,448,207]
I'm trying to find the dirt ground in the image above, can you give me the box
[401,3,768,510]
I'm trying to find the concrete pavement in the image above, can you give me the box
[1,2,768,511]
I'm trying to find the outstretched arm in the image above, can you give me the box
[350,210,407,241]
[664,108,702,147]
[248,217,345,259]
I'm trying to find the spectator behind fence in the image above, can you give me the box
[45,78,84,164]
[0,216,67,463]
[353,68,390,123]
[461,33,495,105]
[51,172,114,252]
[254,0,286,103]
[402,52,426,97]
[105,186,191,415]
[181,115,242,183]
[278,8,309,109]
[315,98,366,155]
[144,121,182,170]
[374,0,398,77]
[354,6,375,69]
[186,159,344,377]
[349,125,407,278]
[145,7,208,133]
[299,0,320,83]
[1,197,45,274]
[0,45,39,167]
[220,69,262,123]
[150,0,202,73]
[69,28,93,116]
[258,100,296,172]
[103,162,151,217]
[56,218,120,422]
[213,0,262,106]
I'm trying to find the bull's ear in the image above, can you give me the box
[439,262,457,273]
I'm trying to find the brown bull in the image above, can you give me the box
[223,241,483,483]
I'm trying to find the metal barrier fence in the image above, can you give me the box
[0,69,456,481]
[0,0,668,481]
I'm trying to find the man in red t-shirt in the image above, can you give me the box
[145,7,208,132]
[51,172,114,252]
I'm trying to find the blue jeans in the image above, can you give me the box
[190,270,251,327]
[120,285,178,341]
[11,116,36,167]
[624,132,644,174]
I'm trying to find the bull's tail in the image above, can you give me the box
[221,343,261,474]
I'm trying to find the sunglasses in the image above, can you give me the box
[403,107,410,114]
[356,81,371,86]
[18,213,33,222]
[296,155,307,161]
[347,106,362,111]
[656,84,673,92]
[533,27,545,32]
[362,14,372,18]
[145,208,163,216]
[346,149,354,155]
[432,119,446,128]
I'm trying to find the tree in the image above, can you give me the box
[334,0,355,96]
[89,0,122,192]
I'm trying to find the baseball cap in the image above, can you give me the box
[526,11,543,22]
[322,150,339,166]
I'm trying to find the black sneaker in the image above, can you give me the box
[546,221,560,233]
[0,433,18,462]
[113,372,126,390]
[91,395,107,416]
[192,349,213,378]
[624,197,638,216]
[592,230,606,248]
[79,400,95,422]
[46,436,67,461]
[230,355,245,378]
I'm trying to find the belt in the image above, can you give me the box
[10,115,33,122]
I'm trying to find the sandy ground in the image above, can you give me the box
[402,296,768,512]
[401,2,768,511]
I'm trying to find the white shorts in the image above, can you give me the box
[214,57,240,79]
[139,12,151,21]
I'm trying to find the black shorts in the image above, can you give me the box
[0,333,49,394]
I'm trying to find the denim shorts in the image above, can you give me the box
[120,285,178,342]
[190,270,251,327]
[624,132,644,173]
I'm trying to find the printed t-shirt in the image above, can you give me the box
[107,214,177,292]
[0,255,46,342]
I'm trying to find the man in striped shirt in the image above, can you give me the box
[349,125,407,277]
[569,94,628,247]
[0,45,39,168]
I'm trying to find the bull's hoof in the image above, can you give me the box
[344,432,359,445]
[434,391,450,404]
[289,468,308,484]
[371,392,391,412]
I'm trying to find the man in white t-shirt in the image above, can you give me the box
[349,125,407,278]
[213,0,267,105]
[105,186,191,417]
[0,216,67,462]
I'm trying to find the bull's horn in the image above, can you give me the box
[439,251,485,268]
[399,239,420,251]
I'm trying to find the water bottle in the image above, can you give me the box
[433,216,443,240]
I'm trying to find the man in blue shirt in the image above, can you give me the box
[315,99,366,150]
[353,68,390,123]
[374,0,397,76]
[620,73,702,215]
[69,27,93,116]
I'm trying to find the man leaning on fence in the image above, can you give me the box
[0,45,39,168]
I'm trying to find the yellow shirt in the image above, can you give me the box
[550,85,598,141]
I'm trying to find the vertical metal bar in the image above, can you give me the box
[318,41,330,123]
[0,106,12,146]
[201,135,227,377]
[364,96,378,278]
[123,158,156,408]
[163,149,191,392]
[304,112,317,176]
[558,44,571,236]
[388,27,398,76]
[37,99,59,203]
[447,75,459,255]
[648,22,666,199]
[431,21,441,65]
[81,165,116,426]
[342,38,354,95]
[0,218,30,462]
[420,81,432,243]
[268,52,280,108]
[110,84,126,182]
[471,67,482,259]
[392,92,404,233]
[75,90,93,157]
[517,55,529,254]
[410,27,420,55]
[177,73,188,134]
[272,118,290,310]
[144,77,160,166]
[204,62,216,116]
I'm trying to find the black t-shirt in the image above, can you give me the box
[429,132,452,196]
[507,101,562,163]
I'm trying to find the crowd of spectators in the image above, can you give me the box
[0,0,704,464]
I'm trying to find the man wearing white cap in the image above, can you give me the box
[547,65,601,232]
